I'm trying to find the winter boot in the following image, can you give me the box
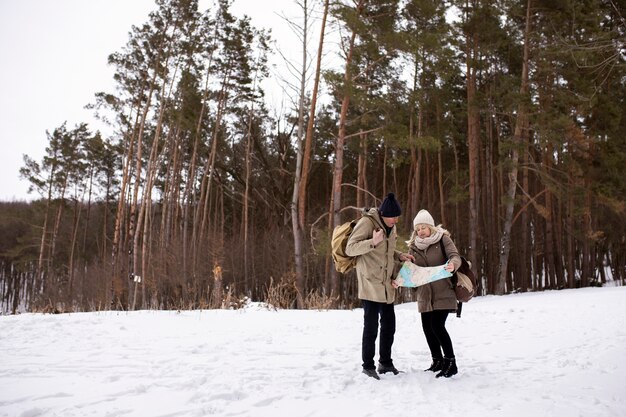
[362,368,380,380]
[424,358,444,372]
[377,362,400,375]
[436,357,458,378]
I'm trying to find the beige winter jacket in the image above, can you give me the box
[409,234,462,312]
[345,208,401,304]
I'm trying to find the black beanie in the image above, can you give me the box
[379,193,402,217]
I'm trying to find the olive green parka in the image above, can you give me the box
[345,208,401,304]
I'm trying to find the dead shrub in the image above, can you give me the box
[303,288,338,310]
[265,276,298,309]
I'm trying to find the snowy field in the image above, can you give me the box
[1,286,625,417]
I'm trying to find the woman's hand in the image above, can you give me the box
[444,261,455,272]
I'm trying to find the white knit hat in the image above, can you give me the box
[413,209,435,227]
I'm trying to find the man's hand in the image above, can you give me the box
[399,253,415,262]
[372,228,384,246]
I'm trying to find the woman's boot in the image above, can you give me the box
[424,357,444,372]
[436,357,458,378]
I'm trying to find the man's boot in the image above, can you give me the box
[362,368,380,380]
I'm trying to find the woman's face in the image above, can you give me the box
[416,224,431,239]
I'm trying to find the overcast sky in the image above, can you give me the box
[0,0,315,201]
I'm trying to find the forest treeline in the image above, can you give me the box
[1,0,625,313]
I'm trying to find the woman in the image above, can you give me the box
[407,209,461,378]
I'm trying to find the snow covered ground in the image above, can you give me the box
[1,286,624,417]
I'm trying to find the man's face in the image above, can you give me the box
[382,216,399,228]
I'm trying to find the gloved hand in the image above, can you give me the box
[372,228,384,247]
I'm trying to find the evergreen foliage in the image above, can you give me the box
[1,0,624,312]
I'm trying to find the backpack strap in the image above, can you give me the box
[439,239,447,261]
[358,214,378,234]
[439,237,463,318]
[438,237,454,281]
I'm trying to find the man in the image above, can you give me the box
[345,193,414,380]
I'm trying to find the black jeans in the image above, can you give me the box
[421,310,455,359]
[362,300,396,369]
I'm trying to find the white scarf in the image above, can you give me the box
[413,231,443,250]
[408,227,448,250]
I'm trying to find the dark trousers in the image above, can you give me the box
[421,310,455,359]
[362,300,396,369]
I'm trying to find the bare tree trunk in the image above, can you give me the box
[407,55,419,217]
[467,55,480,279]
[49,181,67,268]
[544,149,556,289]
[414,90,424,210]
[68,197,83,298]
[496,0,532,295]
[128,63,162,308]
[197,66,232,248]
[184,22,219,285]
[160,133,181,251]
[243,77,258,294]
[80,163,95,300]
[356,131,368,208]
[453,144,460,248]
[465,4,480,278]
[110,76,149,307]
[382,141,388,197]
[567,172,576,288]
[436,99,445,225]
[37,167,55,295]
[520,134,530,291]
[110,162,129,306]
[291,0,319,309]
[101,172,113,262]
[130,55,177,310]
[132,84,174,310]
[330,2,361,302]
[485,90,498,291]
[581,189,593,287]
[140,195,153,309]
[554,193,565,287]
[46,179,68,302]
[298,0,330,230]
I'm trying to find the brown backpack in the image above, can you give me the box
[453,257,477,303]
[440,242,479,317]
[331,216,375,274]
[331,219,359,274]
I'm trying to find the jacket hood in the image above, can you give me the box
[362,207,384,228]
